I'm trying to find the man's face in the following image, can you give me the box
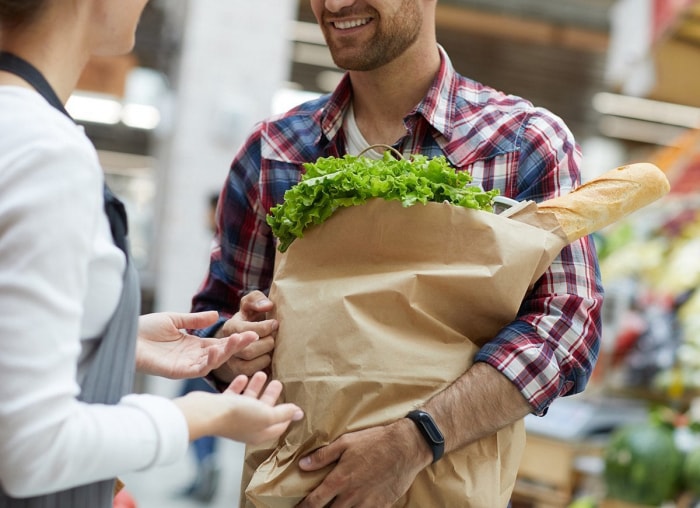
[310,0,423,71]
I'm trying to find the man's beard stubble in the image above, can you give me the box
[324,0,422,71]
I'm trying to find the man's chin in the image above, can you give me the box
[331,56,380,72]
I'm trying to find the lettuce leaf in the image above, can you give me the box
[267,151,499,252]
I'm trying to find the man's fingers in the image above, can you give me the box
[225,355,272,377]
[233,336,274,361]
[221,317,278,338]
[241,290,268,304]
[239,291,274,321]
[299,442,342,471]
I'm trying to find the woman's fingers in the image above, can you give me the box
[258,380,284,406]
[225,371,269,398]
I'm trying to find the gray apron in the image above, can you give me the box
[0,52,141,508]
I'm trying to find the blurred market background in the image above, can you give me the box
[75,1,700,507]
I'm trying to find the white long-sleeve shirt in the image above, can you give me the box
[0,87,188,498]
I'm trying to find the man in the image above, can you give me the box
[192,0,603,506]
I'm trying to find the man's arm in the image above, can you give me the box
[422,362,532,452]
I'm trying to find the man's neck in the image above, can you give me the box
[348,44,441,147]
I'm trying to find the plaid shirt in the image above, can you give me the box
[192,47,603,415]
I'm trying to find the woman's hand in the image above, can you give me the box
[135,311,258,379]
[174,371,304,444]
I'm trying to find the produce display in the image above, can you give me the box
[596,196,700,394]
[603,420,684,506]
[592,402,700,508]
[682,445,700,497]
[588,173,700,506]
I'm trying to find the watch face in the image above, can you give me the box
[420,415,444,443]
[409,410,444,444]
[420,415,445,443]
[407,410,445,463]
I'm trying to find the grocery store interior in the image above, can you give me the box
[73,0,700,507]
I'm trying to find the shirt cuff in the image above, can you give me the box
[473,322,567,416]
[192,315,228,338]
[121,394,189,468]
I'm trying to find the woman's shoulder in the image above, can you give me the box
[0,86,104,225]
[0,86,84,137]
[0,86,99,177]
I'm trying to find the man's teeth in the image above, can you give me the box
[333,18,370,30]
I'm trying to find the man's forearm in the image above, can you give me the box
[422,362,533,454]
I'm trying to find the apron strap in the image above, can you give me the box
[0,51,71,118]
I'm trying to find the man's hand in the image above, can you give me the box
[296,419,431,508]
[136,311,258,379]
[212,291,278,380]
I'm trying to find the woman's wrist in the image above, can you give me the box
[173,392,212,441]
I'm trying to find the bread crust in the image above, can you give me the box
[537,163,671,243]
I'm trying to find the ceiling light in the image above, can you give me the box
[122,104,161,130]
[592,92,700,128]
[597,115,689,145]
[66,93,121,125]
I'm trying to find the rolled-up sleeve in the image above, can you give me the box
[474,108,604,415]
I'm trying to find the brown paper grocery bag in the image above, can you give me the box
[242,198,567,508]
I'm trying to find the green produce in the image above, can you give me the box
[566,495,597,508]
[267,151,499,252]
[603,421,683,506]
[682,446,700,497]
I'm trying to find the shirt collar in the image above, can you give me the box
[318,45,459,145]
[412,45,458,141]
[319,73,353,144]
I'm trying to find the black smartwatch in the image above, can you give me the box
[406,410,445,463]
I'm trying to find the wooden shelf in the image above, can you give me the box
[513,432,606,508]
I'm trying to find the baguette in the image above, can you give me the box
[537,163,670,243]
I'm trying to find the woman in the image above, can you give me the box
[0,1,303,506]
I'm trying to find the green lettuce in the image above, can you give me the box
[267,151,499,252]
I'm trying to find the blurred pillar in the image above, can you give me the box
[151,0,296,314]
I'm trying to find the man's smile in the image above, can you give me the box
[332,17,372,30]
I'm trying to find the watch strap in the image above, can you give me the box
[406,409,445,463]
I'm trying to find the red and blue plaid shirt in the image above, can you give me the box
[192,47,603,415]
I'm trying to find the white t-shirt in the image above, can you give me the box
[343,104,385,159]
[0,87,188,498]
